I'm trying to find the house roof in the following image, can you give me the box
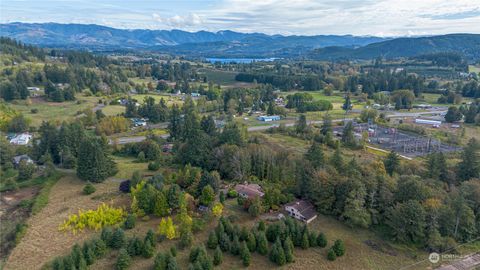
[13,154,33,164]
[285,200,317,220]
[235,183,264,198]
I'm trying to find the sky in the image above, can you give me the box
[1,0,480,36]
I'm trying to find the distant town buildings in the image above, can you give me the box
[257,115,281,122]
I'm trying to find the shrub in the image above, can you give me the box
[227,189,238,198]
[327,248,337,261]
[124,214,136,229]
[119,180,131,193]
[148,161,160,171]
[83,183,96,195]
[59,203,127,233]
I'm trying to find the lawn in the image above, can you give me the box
[468,65,480,74]
[101,104,125,116]
[8,95,101,126]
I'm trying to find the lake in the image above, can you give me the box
[206,58,278,64]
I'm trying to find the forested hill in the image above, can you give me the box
[308,34,480,61]
[0,22,385,52]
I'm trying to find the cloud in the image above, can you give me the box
[153,13,203,28]
[1,0,479,35]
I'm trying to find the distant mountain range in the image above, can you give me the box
[308,34,480,61]
[1,22,480,61]
[0,22,386,55]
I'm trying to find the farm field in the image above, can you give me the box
[7,95,101,127]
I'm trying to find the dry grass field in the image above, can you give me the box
[3,172,129,270]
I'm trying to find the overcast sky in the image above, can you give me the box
[1,0,479,36]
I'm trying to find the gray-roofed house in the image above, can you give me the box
[285,199,318,223]
[12,154,34,167]
[235,183,265,199]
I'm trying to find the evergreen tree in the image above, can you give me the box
[306,142,325,168]
[246,231,256,252]
[207,231,218,249]
[456,139,479,181]
[145,229,156,248]
[127,237,143,256]
[283,237,294,263]
[124,214,136,229]
[213,247,223,266]
[384,151,400,176]
[342,94,352,113]
[269,238,286,266]
[200,115,216,136]
[154,252,167,270]
[166,255,179,270]
[331,147,344,172]
[111,228,126,249]
[308,232,318,247]
[93,238,107,258]
[142,240,155,258]
[116,249,131,270]
[78,257,87,270]
[82,242,95,265]
[76,137,117,182]
[317,233,327,248]
[327,248,337,261]
[219,232,230,252]
[256,231,268,255]
[341,121,356,147]
[240,241,251,267]
[168,104,183,140]
[71,244,83,268]
[295,114,308,134]
[200,185,215,206]
[230,235,241,255]
[301,232,310,249]
[332,239,346,256]
[219,191,225,204]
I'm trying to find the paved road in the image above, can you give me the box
[436,253,480,270]
[111,119,350,144]
[111,108,447,145]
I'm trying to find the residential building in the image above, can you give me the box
[257,115,281,122]
[13,154,34,167]
[9,133,32,145]
[235,183,265,199]
[284,200,318,223]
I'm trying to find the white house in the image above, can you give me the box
[285,200,318,223]
[9,133,32,145]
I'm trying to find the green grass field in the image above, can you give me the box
[468,65,480,74]
[198,68,238,85]
[8,95,100,126]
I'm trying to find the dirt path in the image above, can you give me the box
[4,173,126,270]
